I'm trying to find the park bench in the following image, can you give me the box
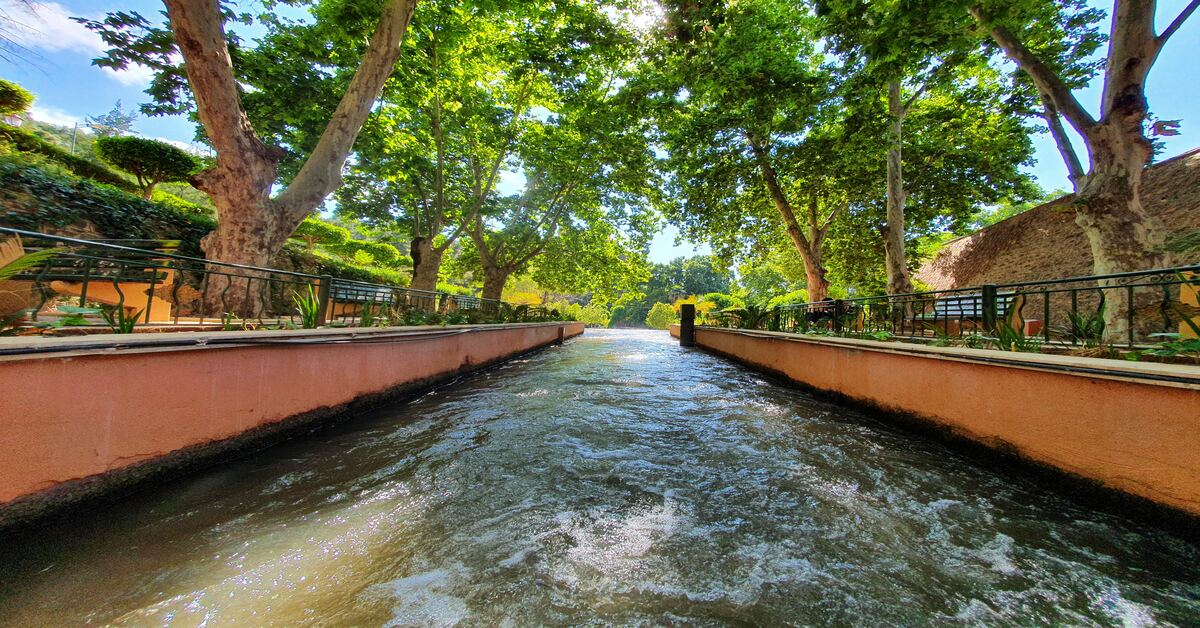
[2,236,180,322]
[912,291,1041,337]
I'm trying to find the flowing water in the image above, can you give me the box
[1,329,1197,626]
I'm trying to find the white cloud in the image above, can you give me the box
[0,0,156,86]
[28,103,82,127]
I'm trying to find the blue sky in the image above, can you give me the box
[1,0,1198,263]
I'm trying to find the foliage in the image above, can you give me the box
[986,320,1043,353]
[151,190,214,219]
[766,290,809,310]
[292,216,350,248]
[94,135,198,199]
[0,79,33,115]
[700,292,743,312]
[0,124,138,192]
[323,239,406,268]
[1057,303,1106,348]
[291,284,322,329]
[0,158,214,257]
[577,303,610,328]
[726,304,773,331]
[86,101,138,137]
[100,306,142,334]
[0,246,58,334]
[644,302,677,330]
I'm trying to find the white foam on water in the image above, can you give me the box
[378,566,471,628]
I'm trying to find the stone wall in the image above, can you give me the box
[918,148,1200,290]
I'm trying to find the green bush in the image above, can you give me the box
[0,80,33,115]
[151,190,214,219]
[292,216,351,248]
[700,292,744,311]
[766,289,809,309]
[0,124,137,192]
[95,135,198,199]
[645,302,677,329]
[579,303,610,327]
[436,282,474,296]
[0,158,214,256]
[325,239,407,268]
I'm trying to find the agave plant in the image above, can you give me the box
[291,285,322,329]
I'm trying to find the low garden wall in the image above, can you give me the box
[0,322,583,526]
[670,324,1200,524]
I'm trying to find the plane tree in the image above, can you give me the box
[82,0,420,314]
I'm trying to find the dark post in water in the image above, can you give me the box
[680,303,696,347]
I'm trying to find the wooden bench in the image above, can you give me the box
[10,238,180,322]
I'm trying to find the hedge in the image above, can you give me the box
[0,159,214,256]
[0,124,138,193]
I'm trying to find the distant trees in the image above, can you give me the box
[86,101,138,137]
[645,302,677,330]
[95,136,197,199]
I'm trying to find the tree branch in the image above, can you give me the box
[1041,94,1087,187]
[1159,0,1200,47]
[275,0,419,219]
[969,4,1096,135]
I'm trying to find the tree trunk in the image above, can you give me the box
[884,80,914,296]
[409,237,444,293]
[164,0,418,317]
[481,266,510,302]
[802,256,830,303]
[1075,122,1169,340]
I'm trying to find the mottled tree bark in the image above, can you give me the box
[970,0,1193,338]
[163,0,418,316]
[408,237,443,293]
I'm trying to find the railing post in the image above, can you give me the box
[315,275,333,327]
[982,284,998,332]
[833,299,844,333]
[680,303,696,347]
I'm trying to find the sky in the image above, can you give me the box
[1,0,1198,264]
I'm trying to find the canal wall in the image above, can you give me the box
[0,322,584,526]
[670,324,1200,524]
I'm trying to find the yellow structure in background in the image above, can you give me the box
[1181,272,1199,339]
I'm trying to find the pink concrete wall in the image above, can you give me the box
[0,323,583,506]
[684,327,1200,517]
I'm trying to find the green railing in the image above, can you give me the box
[0,227,562,332]
[704,265,1200,352]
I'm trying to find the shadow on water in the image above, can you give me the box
[0,329,1197,625]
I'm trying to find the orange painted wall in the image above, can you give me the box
[686,327,1200,517]
[0,323,583,506]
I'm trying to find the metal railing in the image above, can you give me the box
[0,227,554,331]
[706,265,1200,350]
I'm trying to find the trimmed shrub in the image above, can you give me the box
[645,302,677,329]
[95,135,198,199]
[292,216,351,249]
[436,282,474,296]
[151,190,215,219]
[0,124,137,191]
[325,239,407,268]
[0,80,33,115]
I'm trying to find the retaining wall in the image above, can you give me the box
[0,322,583,525]
[670,324,1200,522]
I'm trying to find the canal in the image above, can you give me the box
[0,329,1197,625]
